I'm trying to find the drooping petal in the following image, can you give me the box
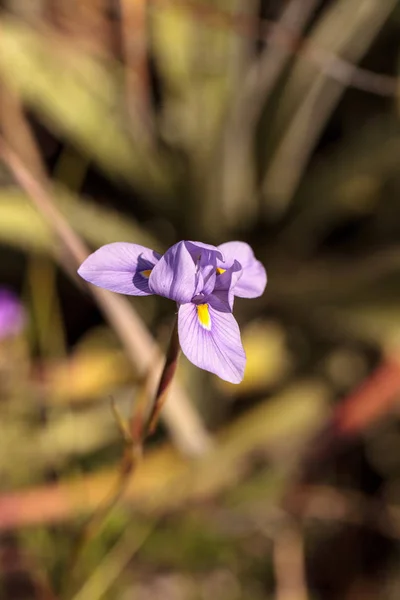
[148,241,199,303]
[218,241,267,298]
[78,242,161,295]
[178,302,246,384]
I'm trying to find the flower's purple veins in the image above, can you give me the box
[77,242,161,296]
[213,259,243,308]
[148,241,199,304]
[0,289,25,339]
[186,241,224,296]
[185,241,224,264]
[218,241,267,298]
[178,299,246,384]
[148,240,224,303]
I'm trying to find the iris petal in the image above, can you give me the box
[185,241,224,296]
[214,260,243,290]
[218,241,267,298]
[78,242,161,296]
[185,241,224,263]
[178,302,246,384]
[148,241,198,303]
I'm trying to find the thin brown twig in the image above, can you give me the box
[61,424,140,597]
[0,97,206,595]
[62,314,180,595]
[0,131,210,457]
[119,0,155,141]
[147,316,180,434]
[31,0,398,98]
[0,92,209,593]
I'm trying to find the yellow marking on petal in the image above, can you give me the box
[141,269,152,278]
[216,267,226,275]
[197,303,211,330]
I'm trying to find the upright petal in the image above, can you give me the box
[218,241,267,298]
[178,302,246,384]
[214,260,242,292]
[78,242,161,295]
[148,241,198,303]
[186,241,224,296]
[207,260,242,310]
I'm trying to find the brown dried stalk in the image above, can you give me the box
[119,0,155,140]
[62,314,180,596]
[0,106,210,457]
[0,87,209,594]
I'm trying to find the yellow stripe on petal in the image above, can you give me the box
[197,303,211,330]
[140,269,152,278]
[216,267,226,275]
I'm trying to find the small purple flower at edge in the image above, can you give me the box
[77,240,267,384]
[0,289,26,340]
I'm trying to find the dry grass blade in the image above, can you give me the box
[216,0,321,229]
[0,380,328,530]
[261,0,398,217]
[0,16,172,199]
[0,93,211,456]
[1,141,211,454]
[62,317,182,595]
[151,0,399,97]
[0,189,159,254]
[71,521,155,600]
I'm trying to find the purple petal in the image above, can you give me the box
[185,241,224,263]
[0,289,25,338]
[178,302,246,384]
[78,242,161,296]
[218,241,267,298]
[214,260,242,293]
[185,241,224,296]
[148,241,199,303]
[208,290,234,311]
[199,267,216,296]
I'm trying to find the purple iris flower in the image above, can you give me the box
[78,240,266,384]
[0,289,25,339]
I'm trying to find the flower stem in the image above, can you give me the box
[146,316,181,435]
[62,316,180,597]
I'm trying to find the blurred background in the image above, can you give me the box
[0,0,400,598]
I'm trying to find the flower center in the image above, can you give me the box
[216,267,226,275]
[140,269,152,278]
[197,303,211,330]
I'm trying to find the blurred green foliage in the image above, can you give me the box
[1,1,400,599]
